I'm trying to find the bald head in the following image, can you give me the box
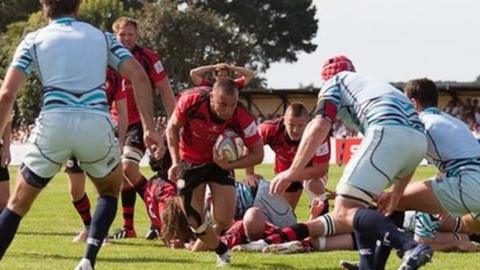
[210,79,239,120]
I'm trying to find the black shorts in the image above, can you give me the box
[286,181,303,193]
[0,166,9,182]
[125,122,145,153]
[179,162,235,195]
[64,156,84,174]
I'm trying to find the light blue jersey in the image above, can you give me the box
[319,72,424,134]
[403,211,442,240]
[420,107,480,177]
[10,17,131,116]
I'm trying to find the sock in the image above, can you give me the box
[265,223,309,244]
[374,211,405,269]
[0,209,22,259]
[121,187,136,230]
[84,196,117,267]
[354,208,416,254]
[134,176,148,200]
[353,229,376,270]
[214,240,228,255]
[73,193,92,227]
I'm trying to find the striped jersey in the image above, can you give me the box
[420,107,480,176]
[318,72,424,134]
[234,181,256,219]
[10,17,132,116]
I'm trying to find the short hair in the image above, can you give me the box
[403,78,438,108]
[212,78,239,97]
[112,17,138,33]
[40,0,82,19]
[286,102,309,117]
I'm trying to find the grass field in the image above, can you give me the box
[0,164,478,269]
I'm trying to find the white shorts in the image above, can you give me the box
[337,125,427,203]
[253,179,297,228]
[23,111,120,181]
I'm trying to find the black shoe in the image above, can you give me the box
[339,260,359,270]
[398,244,433,270]
[145,226,160,240]
[469,233,480,244]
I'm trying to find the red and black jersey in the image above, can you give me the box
[199,77,246,90]
[106,67,125,121]
[174,87,261,164]
[259,118,330,174]
[112,45,168,125]
[221,220,278,249]
[145,176,177,229]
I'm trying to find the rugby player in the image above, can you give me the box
[190,63,255,90]
[0,1,161,269]
[166,80,264,266]
[109,17,176,240]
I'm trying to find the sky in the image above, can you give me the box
[265,0,480,89]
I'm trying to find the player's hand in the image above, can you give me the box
[376,191,400,216]
[143,130,162,157]
[213,149,232,171]
[270,169,294,195]
[1,145,10,167]
[168,162,183,182]
[309,197,325,219]
[245,174,262,187]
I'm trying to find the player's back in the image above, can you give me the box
[420,107,480,175]
[32,19,108,93]
[323,72,423,134]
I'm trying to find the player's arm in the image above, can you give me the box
[0,68,25,137]
[115,98,128,149]
[154,77,176,117]
[222,140,264,171]
[166,112,184,181]
[228,65,255,86]
[189,65,214,85]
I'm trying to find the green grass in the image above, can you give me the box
[0,165,478,269]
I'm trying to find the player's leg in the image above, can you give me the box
[73,114,122,269]
[282,182,303,210]
[66,157,92,242]
[0,165,9,211]
[242,207,266,240]
[209,181,235,234]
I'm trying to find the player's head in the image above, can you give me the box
[210,79,239,120]
[321,55,355,81]
[40,0,81,19]
[160,197,194,248]
[113,17,138,51]
[284,102,310,141]
[403,78,438,111]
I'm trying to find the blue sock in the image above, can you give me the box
[0,208,22,259]
[353,208,415,254]
[374,211,405,269]
[84,196,117,267]
[353,229,376,270]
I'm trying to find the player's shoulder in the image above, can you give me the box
[135,46,159,60]
[178,86,211,108]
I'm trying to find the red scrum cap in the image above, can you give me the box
[321,55,355,81]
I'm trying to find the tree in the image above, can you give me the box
[0,0,40,33]
[138,1,256,90]
[192,0,318,71]
[80,0,132,31]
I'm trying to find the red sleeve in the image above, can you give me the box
[235,77,246,89]
[143,48,167,84]
[315,100,338,123]
[312,137,331,164]
[112,72,126,101]
[236,107,261,147]
[258,121,278,145]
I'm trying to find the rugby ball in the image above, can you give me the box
[214,130,245,161]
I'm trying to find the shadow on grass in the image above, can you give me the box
[107,240,165,247]
[14,252,195,264]
[17,230,75,237]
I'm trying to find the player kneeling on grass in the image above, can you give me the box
[166,79,264,266]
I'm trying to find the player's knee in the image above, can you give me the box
[243,207,267,240]
[69,188,85,201]
[122,162,141,183]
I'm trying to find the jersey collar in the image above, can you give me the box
[51,16,76,25]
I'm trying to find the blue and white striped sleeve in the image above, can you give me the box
[104,32,132,71]
[10,33,36,76]
[414,212,441,240]
[319,77,342,109]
